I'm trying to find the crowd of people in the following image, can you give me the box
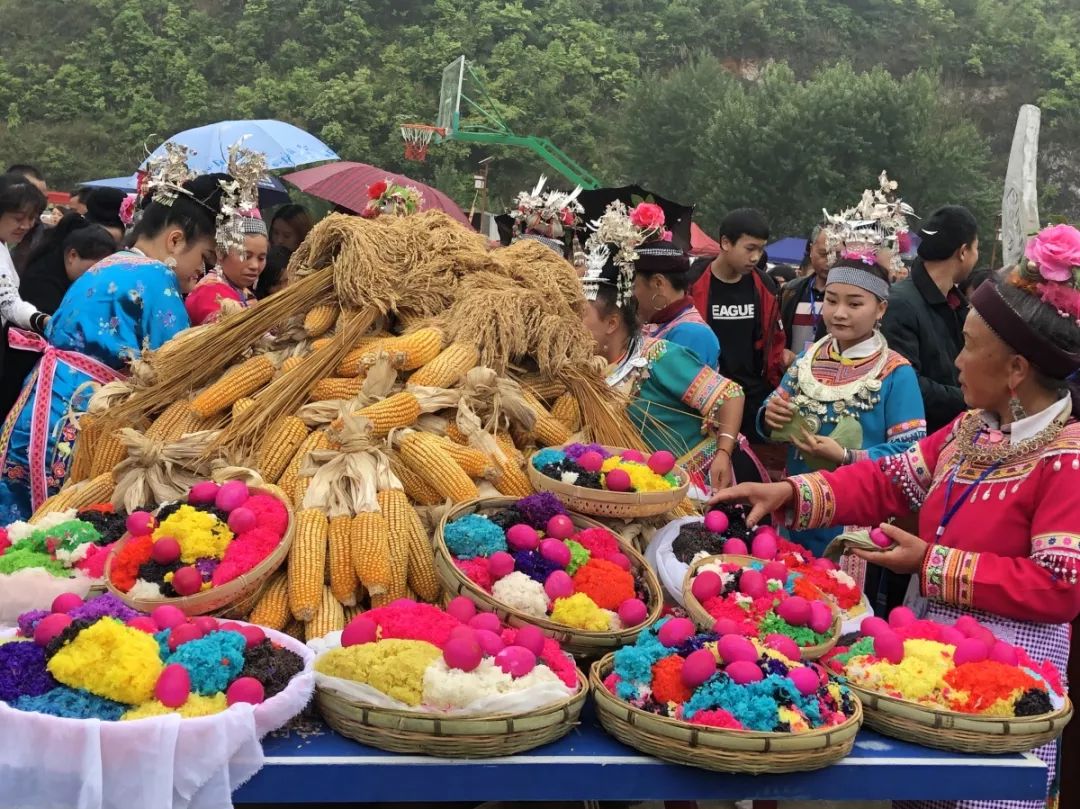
[0,155,1076,809]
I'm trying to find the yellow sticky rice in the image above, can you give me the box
[844,639,955,703]
[153,505,233,563]
[316,639,442,706]
[122,692,228,720]
[550,592,610,631]
[47,618,163,705]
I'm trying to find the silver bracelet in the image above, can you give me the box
[718,432,738,443]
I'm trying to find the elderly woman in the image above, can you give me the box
[712,224,1080,809]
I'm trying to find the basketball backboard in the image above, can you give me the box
[436,56,465,140]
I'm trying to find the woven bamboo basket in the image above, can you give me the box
[103,484,294,617]
[317,668,588,757]
[590,654,862,773]
[434,497,663,658]
[527,445,690,519]
[846,683,1073,754]
[682,554,841,660]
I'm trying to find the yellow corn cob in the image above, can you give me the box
[191,355,276,418]
[444,422,469,446]
[521,378,567,403]
[370,592,392,609]
[303,305,339,338]
[367,327,444,371]
[376,490,411,601]
[256,416,310,483]
[248,572,290,631]
[32,473,115,520]
[355,391,422,436]
[231,397,256,420]
[68,414,101,485]
[492,433,533,498]
[281,355,306,374]
[310,376,363,402]
[306,586,346,641]
[352,511,392,597]
[145,400,200,442]
[401,498,440,602]
[283,619,305,642]
[550,392,582,432]
[288,508,328,622]
[327,514,359,607]
[407,342,478,388]
[310,337,333,353]
[90,429,127,479]
[435,437,496,480]
[398,432,478,503]
[334,336,390,376]
[522,392,571,447]
[280,429,332,503]
[389,456,441,506]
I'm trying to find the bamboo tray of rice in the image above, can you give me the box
[104,481,294,617]
[434,495,663,658]
[309,600,588,757]
[590,623,863,774]
[528,444,690,519]
[682,555,841,660]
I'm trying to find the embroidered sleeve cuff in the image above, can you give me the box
[921,544,979,608]
[1031,534,1080,585]
[786,473,836,531]
[847,449,870,464]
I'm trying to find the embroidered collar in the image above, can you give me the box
[606,335,648,387]
[648,296,695,325]
[828,334,880,361]
[980,394,1071,446]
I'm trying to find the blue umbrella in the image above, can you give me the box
[140,119,339,173]
[81,173,292,208]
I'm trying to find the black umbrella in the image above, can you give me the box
[577,185,695,252]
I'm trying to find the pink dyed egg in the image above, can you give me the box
[126,616,159,634]
[151,537,181,565]
[989,641,1019,666]
[789,666,819,696]
[126,511,156,537]
[751,531,778,560]
[691,571,722,602]
[620,449,645,463]
[227,507,257,535]
[953,616,982,637]
[617,598,648,627]
[540,538,571,568]
[342,616,377,646]
[218,621,246,635]
[970,626,997,650]
[214,480,249,513]
[860,616,890,639]
[152,605,187,631]
[514,625,546,656]
[712,618,741,636]
[238,625,265,649]
[658,617,695,648]
[468,612,502,634]
[873,631,905,664]
[718,633,758,664]
[193,616,219,635]
[226,676,265,706]
[578,451,605,473]
[488,551,516,579]
[449,625,478,644]
[762,561,789,582]
[808,600,833,634]
[724,538,748,556]
[168,622,204,651]
[474,629,506,656]
[888,606,917,629]
[647,450,676,476]
[703,510,729,534]
[681,648,718,687]
[738,569,766,599]
[33,613,72,646]
[777,596,811,627]
[155,664,191,708]
[953,637,990,666]
[765,633,801,661]
[188,481,220,505]
[610,553,632,571]
[605,468,632,492]
[725,660,764,685]
[447,596,477,623]
[544,570,574,600]
[51,592,84,614]
[494,645,537,677]
[506,524,540,551]
[870,527,891,548]
[172,565,203,597]
[443,637,483,672]
[811,557,838,571]
[545,515,575,540]
[938,626,966,647]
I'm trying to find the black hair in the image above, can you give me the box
[718,208,770,246]
[637,267,692,294]
[130,173,229,244]
[5,164,43,182]
[84,187,127,231]
[270,204,313,237]
[997,281,1080,391]
[917,205,978,262]
[592,284,640,334]
[768,264,798,284]
[27,213,114,266]
[70,187,89,200]
[0,172,47,218]
[961,267,995,297]
[255,245,292,299]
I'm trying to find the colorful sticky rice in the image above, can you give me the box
[607,618,855,732]
[107,480,289,599]
[0,506,128,583]
[2,593,306,722]
[444,496,653,632]
[530,444,680,492]
[824,609,1065,717]
[315,601,581,711]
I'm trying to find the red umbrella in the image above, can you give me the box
[282,162,471,227]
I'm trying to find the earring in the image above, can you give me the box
[1009,387,1027,422]
[164,256,177,270]
[650,293,667,310]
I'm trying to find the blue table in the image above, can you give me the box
[235,710,1047,804]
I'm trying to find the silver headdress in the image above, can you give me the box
[821,171,915,275]
[217,138,269,254]
[583,201,645,307]
[582,244,610,302]
[142,142,196,207]
[511,175,584,240]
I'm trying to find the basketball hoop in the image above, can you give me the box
[401,124,445,162]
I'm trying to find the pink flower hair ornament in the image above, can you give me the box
[119,194,138,227]
[1018,224,1080,324]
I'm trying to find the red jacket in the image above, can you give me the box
[690,261,786,389]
